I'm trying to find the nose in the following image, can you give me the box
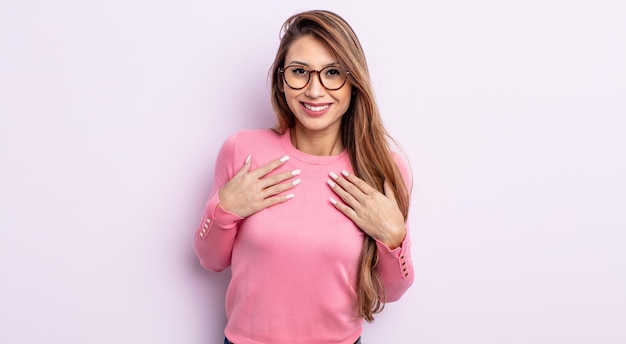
[305,71,325,98]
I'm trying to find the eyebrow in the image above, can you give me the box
[286,60,339,68]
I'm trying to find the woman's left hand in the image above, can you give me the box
[327,170,406,249]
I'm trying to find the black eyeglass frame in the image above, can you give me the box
[279,64,350,91]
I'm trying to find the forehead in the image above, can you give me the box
[285,35,337,66]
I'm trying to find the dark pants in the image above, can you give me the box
[225,337,362,343]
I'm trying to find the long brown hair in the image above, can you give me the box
[269,10,410,322]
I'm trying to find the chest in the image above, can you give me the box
[234,164,364,267]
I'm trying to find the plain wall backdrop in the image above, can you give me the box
[1,0,625,343]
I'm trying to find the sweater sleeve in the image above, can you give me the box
[374,151,415,302]
[193,133,245,272]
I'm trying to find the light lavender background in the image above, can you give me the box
[1,1,624,343]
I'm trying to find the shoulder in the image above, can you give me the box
[225,128,280,144]
[215,129,283,171]
[219,128,285,161]
[390,149,413,192]
[222,128,281,148]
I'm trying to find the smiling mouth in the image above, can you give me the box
[303,103,330,111]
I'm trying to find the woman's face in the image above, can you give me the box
[282,35,352,138]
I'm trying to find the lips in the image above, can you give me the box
[301,102,331,116]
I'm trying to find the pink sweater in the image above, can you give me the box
[194,129,414,344]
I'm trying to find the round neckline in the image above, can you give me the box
[280,128,349,165]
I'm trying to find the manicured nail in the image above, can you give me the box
[292,179,301,186]
[280,155,290,162]
[245,155,251,164]
[341,170,349,177]
[329,197,338,205]
[329,171,339,180]
[292,169,301,176]
[285,193,295,199]
[327,179,336,188]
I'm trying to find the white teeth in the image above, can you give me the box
[304,103,329,111]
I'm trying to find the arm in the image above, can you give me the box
[376,152,414,302]
[328,152,415,301]
[376,154,415,302]
[193,134,243,272]
[375,228,414,302]
[193,133,301,272]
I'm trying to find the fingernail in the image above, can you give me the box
[280,155,290,162]
[341,170,349,177]
[327,179,336,188]
[329,171,339,180]
[292,169,301,176]
[329,197,338,205]
[285,193,295,199]
[245,155,251,164]
[292,179,301,186]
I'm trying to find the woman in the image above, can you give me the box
[194,9,414,344]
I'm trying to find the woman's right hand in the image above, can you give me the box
[218,155,301,218]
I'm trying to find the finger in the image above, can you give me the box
[250,155,290,178]
[327,178,360,209]
[340,170,377,195]
[233,154,252,178]
[262,176,301,198]
[330,197,358,220]
[259,168,301,189]
[383,178,397,202]
[261,192,296,209]
[329,171,367,203]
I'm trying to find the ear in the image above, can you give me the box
[277,79,285,93]
[276,69,285,93]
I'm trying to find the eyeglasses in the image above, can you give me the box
[279,64,350,91]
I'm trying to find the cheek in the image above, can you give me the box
[284,90,301,113]
[284,89,297,104]
[339,90,353,108]
[342,85,353,102]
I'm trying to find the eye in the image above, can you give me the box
[289,66,309,78]
[324,67,343,78]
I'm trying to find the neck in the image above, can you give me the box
[291,127,343,156]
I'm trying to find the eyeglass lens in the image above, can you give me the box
[282,65,347,90]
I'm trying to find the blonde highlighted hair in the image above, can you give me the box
[269,10,410,322]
